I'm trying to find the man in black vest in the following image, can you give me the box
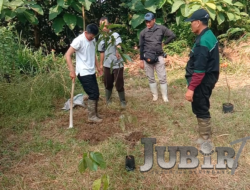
[139,13,175,102]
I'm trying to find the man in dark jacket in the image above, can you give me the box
[139,13,175,102]
[184,9,220,143]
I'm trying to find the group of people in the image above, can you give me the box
[65,9,220,143]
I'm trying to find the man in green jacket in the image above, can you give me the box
[184,9,220,143]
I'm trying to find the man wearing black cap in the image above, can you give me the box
[184,9,220,143]
[139,13,175,102]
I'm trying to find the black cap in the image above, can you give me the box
[144,13,155,21]
[184,9,210,22]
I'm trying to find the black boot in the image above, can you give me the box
[118,91,126,109]
[105,89,112,105]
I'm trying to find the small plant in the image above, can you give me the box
[220,62,230,103]
[78,151,109,190]
[220,61,234,113]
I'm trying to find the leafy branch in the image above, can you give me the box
[78,151,109,190]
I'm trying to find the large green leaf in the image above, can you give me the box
[171,0,185,13]
[3,9,16,21]
[57,0,71,8]
[206,7,216,20]
[15,7,26,14]
[158,0,167,8]
[77,16,84,28]
[71,2,82,13]
[30,4,44,15]
[217,12,225,25]
[102,174,109,190]
[188,4,201,15]
[145,0,157,13]
[90,152,106,169]
[234,2,244,7]
[216,5,222,11]
[16,13,27,24]
[240,12,249,16]
[49,5,63,21]
[63,13,77,30]
[227,12,234,21]
[180,4,190,17]
[107,24,124,29]
[92,178,101,190]
[205,3,216,10]
[222,0,232,5]
[79,0,92,11]
[78,159,87,173]
[85,157,98,171]
[23,10,38,25]
[131,0,144,11]
[8,0,24,9]
[155,18,164,25]
[52,17,65,34]
[131,14,145,29]
[0,0,3,14]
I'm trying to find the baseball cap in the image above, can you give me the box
[144,13,155,21]
[184,9,210,22]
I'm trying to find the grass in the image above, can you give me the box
[1,53,250,189]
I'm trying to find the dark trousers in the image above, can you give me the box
[104,67,124,92]
[192,83,215,118]
[77,74,99,100]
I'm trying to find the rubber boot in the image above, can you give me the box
[105,89,112,105]
[160,83,169,102]
[88,100,102,123]
[95,99,102,119]
[149,83,158,101]
[118,91,126,109]
[196,118,212,144]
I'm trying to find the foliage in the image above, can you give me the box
[0,24,19,81]
[170,0,249,26]
[78,151,109,190]
[0,25,68,82]
[163,40,189,56]
[218,27,246,43]
[0,0,43,25]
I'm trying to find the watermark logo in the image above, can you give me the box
[140,136,250,175]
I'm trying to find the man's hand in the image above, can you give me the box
[116,50,121,59]
[185,89,194,102]
[140,60,144,69]
[70,70,76,80]
[97,68,103,76]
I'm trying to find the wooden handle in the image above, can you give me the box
[69,78,75,128]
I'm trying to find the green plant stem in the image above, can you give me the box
[225,69,231,103]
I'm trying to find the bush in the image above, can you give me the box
[0,25,19,81]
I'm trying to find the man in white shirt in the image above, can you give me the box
[98,17,126,108]
[65,23,103,123]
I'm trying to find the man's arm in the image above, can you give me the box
[65,46,76,79]
[99,52,105,70]
[163,26,176,45]
[188,46,209,91]
[185,45,209,102]
[95,55,102,76]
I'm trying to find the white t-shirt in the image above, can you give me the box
[98,32,123,69]
[70,32,96,76]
